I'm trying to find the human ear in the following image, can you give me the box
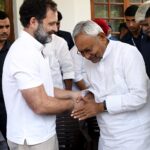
[97,32,106,40]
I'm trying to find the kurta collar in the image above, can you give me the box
[102,40,112,60]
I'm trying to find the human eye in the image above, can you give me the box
[0,26,4,29]
[5,25,10,29]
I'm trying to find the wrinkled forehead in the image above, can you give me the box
[75,33,97,51]
[75,33,95,44]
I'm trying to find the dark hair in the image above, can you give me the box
[0,10,9,20]
[58,11,62,21]
[19,0,57,27]
[118,22,128,32]
[145,7,150,18]
[125,5,139,16]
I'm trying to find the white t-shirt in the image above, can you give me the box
[2,31,56,145]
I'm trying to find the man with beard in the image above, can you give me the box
[2,0,80,150]
[0,10,11,150]
[121,5,143,53]
[71,20,150,150]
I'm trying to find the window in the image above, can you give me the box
[0,0,5,11]
[0,0,14,41]
[91,0,147,35]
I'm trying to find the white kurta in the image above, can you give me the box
[70,46,90,90]
[85,40,150,150]
[43,34,74,89]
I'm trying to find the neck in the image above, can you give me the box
[131,28,141,38]
[0,41,5,49]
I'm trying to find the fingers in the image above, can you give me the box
[71,110,89,120]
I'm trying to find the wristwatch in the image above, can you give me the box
[103,100,107,112]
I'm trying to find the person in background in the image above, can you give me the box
[135,1,150,36]
[44,34,85,150]
[2,0,80,150]
[44,34,74,90]
[71,20,150,150]
[118,22,128,40]
[121,5,143,52]
[55,11,74,50]
[135,2,150,79]
[43,23,84,149]
[107,23,118,40]
[0,10,12,150]
[93,18,109,37]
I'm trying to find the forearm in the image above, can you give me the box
[22,85,74,115]
[39,96,74,115]
[54,87,78,99]
[76,80,88,90]
[64,79,73,90]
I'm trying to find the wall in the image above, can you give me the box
[13,0,23,38]
[13,0,91,37]
[54,0,91,33]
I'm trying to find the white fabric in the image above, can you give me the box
[2,31,56,145]
[70,46,90,90]
[43,34,74,89]
[85,40,150,149]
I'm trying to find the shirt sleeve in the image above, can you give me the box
[70,46,84,82]
[106,47,148,114]
[11,50,43,90]
[56,40,74,80]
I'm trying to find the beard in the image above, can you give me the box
[34,23,52,44]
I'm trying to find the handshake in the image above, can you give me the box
[71,90,105,120]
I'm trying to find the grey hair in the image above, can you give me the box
[72,20,104,39]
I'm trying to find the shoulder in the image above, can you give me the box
[111,40,139,56]
[52,34,67,43]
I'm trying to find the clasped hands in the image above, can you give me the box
[71,92,103,120]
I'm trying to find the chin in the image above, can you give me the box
[90,58,100,63]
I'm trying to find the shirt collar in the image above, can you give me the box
[20,30,44,52]
[102,40,112,60]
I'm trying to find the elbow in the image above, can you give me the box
[32,107,45,115]
[31,104,46,115]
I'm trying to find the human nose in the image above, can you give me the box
[52,23,58,32]
[84,52,91,59]
[128,21,134,27]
